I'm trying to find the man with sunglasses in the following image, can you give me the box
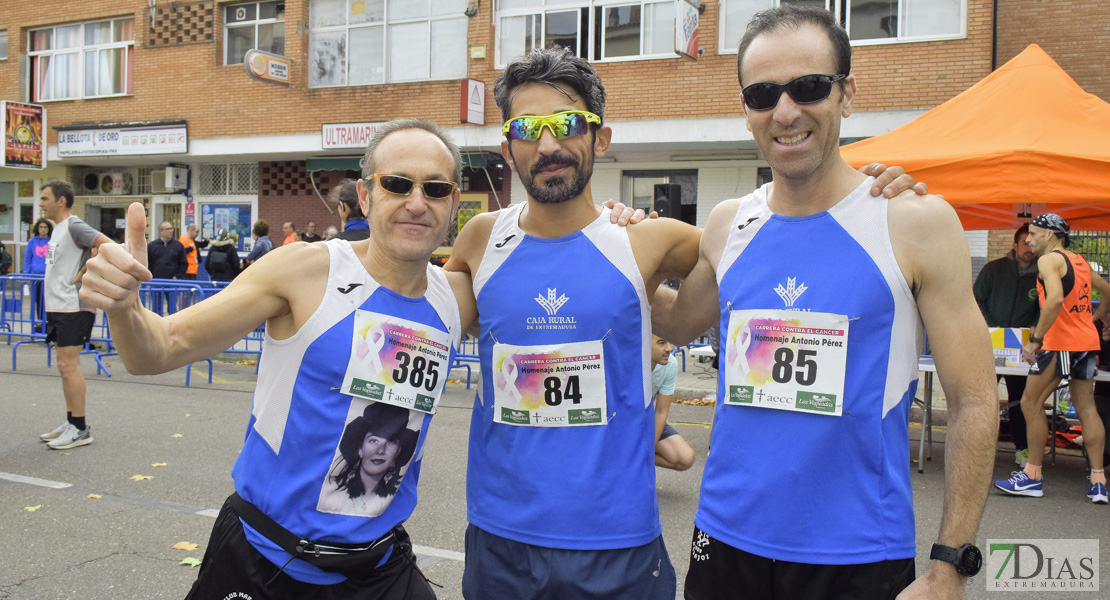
[445,46,923,599]
[651,7,998,600]
[79,119,479,599]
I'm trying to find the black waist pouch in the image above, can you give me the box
[229,492,406,578]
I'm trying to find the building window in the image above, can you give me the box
[719,0,964,54]
[200,163,259,195]
[225,1,286,65]
[497,1,675,67]
[307,0,467,88]
[29,18,135,102]
[0,31,8,60]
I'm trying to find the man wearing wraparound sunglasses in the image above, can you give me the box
[444,45,924,599]
[651,6,998,600]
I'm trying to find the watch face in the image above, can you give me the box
[960,546,983,575]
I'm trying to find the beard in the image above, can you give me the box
[516,148,595,205]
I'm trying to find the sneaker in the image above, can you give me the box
[995,471,1044,497]
[1014,448,1029,467]
[39,421,69,442]
[1089,482,1109,504]
[46,424,93,450]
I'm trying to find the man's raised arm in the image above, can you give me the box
[80,203,295,374]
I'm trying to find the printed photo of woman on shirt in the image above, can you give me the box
[317,401,420,517]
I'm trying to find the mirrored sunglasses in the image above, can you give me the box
[502,110,601,141]
[742,74,848,111]
[365,174,457,200]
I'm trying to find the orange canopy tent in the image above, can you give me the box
[841,44,1110,230]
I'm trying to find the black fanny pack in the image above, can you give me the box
[229,492,406,578]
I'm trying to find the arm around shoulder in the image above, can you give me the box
[652,200,737,346]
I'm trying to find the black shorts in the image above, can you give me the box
[45,311,96,348]
[462,524,676,600]
[660,423,679,441]
[184,496,435,600]
[684,526,914,600]
[1029,350,1098,380]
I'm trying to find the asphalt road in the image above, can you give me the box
[2,344,1108,599]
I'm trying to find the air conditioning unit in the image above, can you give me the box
[100,172,133,195]
[151,166,189,193]
[81,172,101,196]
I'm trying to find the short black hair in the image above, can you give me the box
[494,46,607,125]
[737,5,851,88]
[44,180,76,208]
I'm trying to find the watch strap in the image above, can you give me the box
[930,543,958,564]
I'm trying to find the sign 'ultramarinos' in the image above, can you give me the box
[322,122,386,150]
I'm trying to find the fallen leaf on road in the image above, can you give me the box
[23,505,42,512]
[172,542,199,551]
[185,414,191,417]
[88,494,102,499]
[152,463,168,467]
[180,557,202,568]
[171,434,184,438]
[129,474,153,481]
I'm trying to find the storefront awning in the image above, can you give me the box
[306,152,503,173]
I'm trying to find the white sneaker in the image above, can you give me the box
[47,424,93,450]
[39,421,69,442]
[1014,448,1029,468]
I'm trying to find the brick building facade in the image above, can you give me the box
[0,0,1103,272]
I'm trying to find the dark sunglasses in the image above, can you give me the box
[502,110,601,141]
[365,174,457,200]
[741,74,848,111]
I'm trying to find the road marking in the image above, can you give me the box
[0,471,73,489]
[412,545,465,562]
[191,498,466,562]
[2,472,467,563]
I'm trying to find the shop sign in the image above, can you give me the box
[58,123,187,157]
[322,122,385,149]
[1,101,46,169]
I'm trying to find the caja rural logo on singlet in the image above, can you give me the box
[774,277,808,309]
[527,288,578,330]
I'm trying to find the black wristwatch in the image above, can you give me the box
[930,543,982,576]
[1028,333,1043,344]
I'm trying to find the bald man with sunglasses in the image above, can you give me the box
[650,7,998,600]
[79,119,480,599]
[445,46,923,600]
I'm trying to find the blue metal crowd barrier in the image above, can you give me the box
[1,275,255,387]
[451,335,480,389]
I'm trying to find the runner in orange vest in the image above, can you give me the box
[996,213,1110,503]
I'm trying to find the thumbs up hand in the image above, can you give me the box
[80,202,153,314]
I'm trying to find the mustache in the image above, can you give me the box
[530,153,579,177]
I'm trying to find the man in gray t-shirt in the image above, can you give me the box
[38,180,109,450]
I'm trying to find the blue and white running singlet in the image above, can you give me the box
[698,178,923,564]
[468,203,660,550]
[232,240,460,583]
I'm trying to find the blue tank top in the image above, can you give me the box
[232,240,461,583]
[699,179,923,564]
[468,204,659,549]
